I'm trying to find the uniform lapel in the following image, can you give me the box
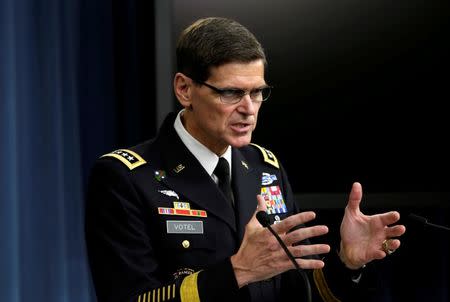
[232,148,261,241]
[157,117,236,232]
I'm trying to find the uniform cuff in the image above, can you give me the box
[197,257,240,302]
[319,250,376,301]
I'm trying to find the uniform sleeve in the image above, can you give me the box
[313,251,378,302]
[85,159,240,302]
[276,162,378,302]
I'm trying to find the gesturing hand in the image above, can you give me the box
[231,195,330,288]
[339,182,407,269]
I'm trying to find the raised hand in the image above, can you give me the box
[338,182,406,269]
[231,195,330,288]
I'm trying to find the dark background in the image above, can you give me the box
[2,0,448,301]
[170,1,450,300]
[173,0,450,196]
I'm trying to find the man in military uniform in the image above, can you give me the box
[85,17,406,302]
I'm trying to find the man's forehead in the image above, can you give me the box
[207,60,266,84]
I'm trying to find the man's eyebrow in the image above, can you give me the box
[220,84,269,90]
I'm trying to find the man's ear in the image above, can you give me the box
[173,73,192,108]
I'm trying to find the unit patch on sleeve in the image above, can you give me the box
[261,185,287,214]
[173,268,195,280]
[101,149,146,170]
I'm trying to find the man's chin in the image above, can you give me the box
[228,136,252,148]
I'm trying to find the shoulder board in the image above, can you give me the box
[100,149,147,170]
[250,143,279,169]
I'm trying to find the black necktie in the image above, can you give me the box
[214,157,234,206]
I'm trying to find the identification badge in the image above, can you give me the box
[166,220,204,234]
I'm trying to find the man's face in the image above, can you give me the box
[183,60,266,155]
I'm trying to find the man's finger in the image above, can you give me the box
[346,182,363,212]
[284,225,329,246]
[256,194,267,213]
[272,211,317,234]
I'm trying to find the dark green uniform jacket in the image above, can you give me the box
[85,112,375,302]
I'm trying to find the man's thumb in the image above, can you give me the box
[256,194,267,213]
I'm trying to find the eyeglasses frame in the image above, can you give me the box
[192,79,273,104]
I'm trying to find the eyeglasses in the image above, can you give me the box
[194,80,272,104]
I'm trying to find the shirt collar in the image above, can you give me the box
[174,109,232,177]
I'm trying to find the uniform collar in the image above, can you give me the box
[174,109,232,178]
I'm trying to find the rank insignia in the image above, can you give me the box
[250,143,279,169]
[154,170,166,181]
[261,185,287,214]
[101,149,146,170]
[158,202,207,217]
[261,172,277,185]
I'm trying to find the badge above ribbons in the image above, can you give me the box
[261,172,277,185]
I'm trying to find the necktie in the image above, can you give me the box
[213,157,234,206]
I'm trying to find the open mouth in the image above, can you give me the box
[230,122,252,133]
